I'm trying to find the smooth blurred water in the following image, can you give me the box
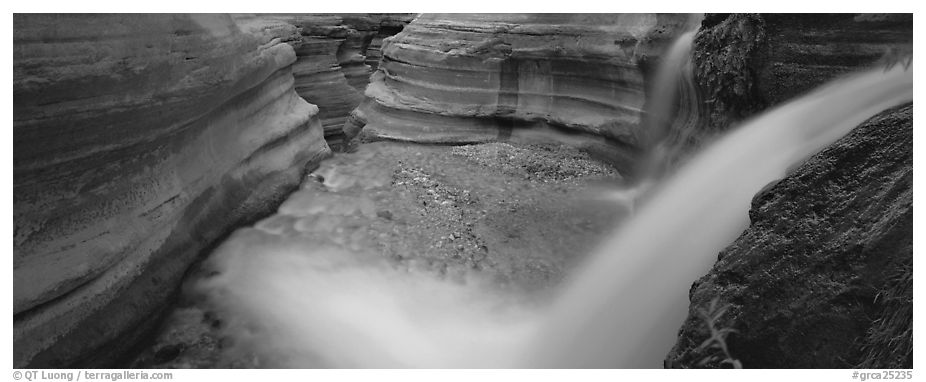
[642,24,701,153]
[193,25,912,368]
[198,239,540,367]
[523,64,913,368]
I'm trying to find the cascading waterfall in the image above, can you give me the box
[521,63,913,368]
[598,15,701,212]
[654,32,704,172]
[194,22,912,368]
[641,15,703,159]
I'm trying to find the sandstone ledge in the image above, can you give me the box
[347,14,694,172]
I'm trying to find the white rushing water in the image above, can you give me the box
[195,28,912,368]
[642,20,701,153]
[522,64,913,368]
[599,18,701,211]
[197,239,540,367]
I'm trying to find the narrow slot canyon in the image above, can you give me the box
[13,13,913,370]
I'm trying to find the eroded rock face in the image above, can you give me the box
[13,14,330,368]
[346,13,693,173]
[248,14,414,149]
[666,105,912,368]
[364,14,417,72]
[665,14,913,369]
[758,14,912,107]
[693,13,913,131]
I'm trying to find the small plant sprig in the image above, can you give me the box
[880,46,913,72]
[696,297,743,369]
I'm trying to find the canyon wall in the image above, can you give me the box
[13,14,331,368]
[247,14,414,149]
[345,13,694,174]
[15,12,911,369]
[667,14,913,368]
[364,14,413,72]
[692,13,913,132]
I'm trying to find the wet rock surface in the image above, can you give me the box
[129,140,627,368]
[666,104,913,368]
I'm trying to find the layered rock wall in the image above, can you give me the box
[251,14,413,149]
[346,13,693,173]
[13,14,330,367]
[364,14,417,72]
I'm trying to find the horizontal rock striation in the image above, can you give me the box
[13,14,330,368]
[249,14,413,150]
[347,13,693,173]
[333,14,383,91]
[666,104,912,368]
[364,14,417,72]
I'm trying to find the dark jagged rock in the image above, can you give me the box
[667,13,913,369]
[693,13,912,131]
[692,13,769,132]
[13,14,330,368]
[758,14,912,106]
[666,104,912,368]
